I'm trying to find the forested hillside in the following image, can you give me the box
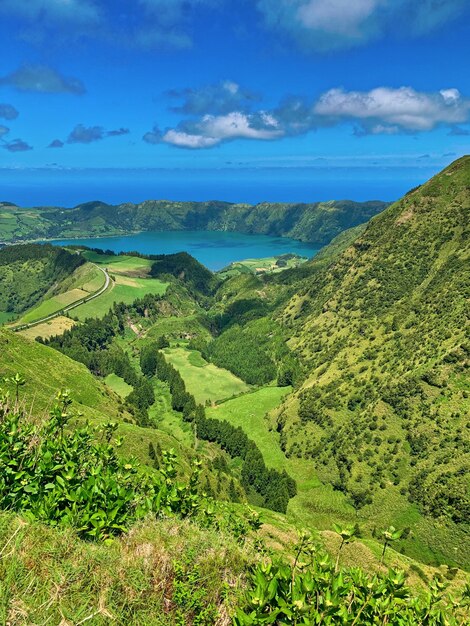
[0,244,84,318]
[270,156,469,559]
[0,198,387,245]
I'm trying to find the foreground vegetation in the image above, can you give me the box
[0,384,468,624]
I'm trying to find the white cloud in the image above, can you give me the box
[314,87,470,131]
[257,0,467,51]
[145,81,470,149]
[297,0,379,36]
[161,111,283,148]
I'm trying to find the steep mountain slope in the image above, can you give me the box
[272,156,469,562]
[0,244,84,319]
[1,198,388,245]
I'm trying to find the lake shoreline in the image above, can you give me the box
[43,229,321,272]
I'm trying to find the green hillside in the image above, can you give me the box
[269,156,469,565]
[0,198,387,245]
[0,160,469,624]
[0,244,84,318]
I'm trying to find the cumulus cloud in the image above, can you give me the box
[0,103,19,120]
[147,84,470,149]
[313,87,470,133]
[48,139,64,148]
[1,138,32,152]
[143,126,162,145]
[66,124,130,144]
[106,127,130,137]
[0,64,85,95]
[168,80,260,115]
[0,125,9,137]
[256,0,467,51]
[149,111,283,149]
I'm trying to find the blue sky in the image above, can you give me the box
[0,0,469,191]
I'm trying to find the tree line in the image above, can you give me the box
[141,342,297,513]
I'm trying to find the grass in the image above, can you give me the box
[164,346,250,404]
[14,262,106,326]
[82,251,154,275]
[218,255,308,279]
[19,316,77,341]
[104,373,133,398]
[18,289,89,323]
[0,513,248,626]
[206,387,359,529]
[71,275,168,320]
[0,329,121,422]
[0,312,16,325]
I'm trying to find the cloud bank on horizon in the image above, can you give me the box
[0,0,469,165]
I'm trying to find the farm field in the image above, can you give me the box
[164,346,250,404]
[218,254,308,279]
[81,251,153,276]
[14,262,106,325]
[19,316,77,341]
[71,274,168,320]
[104,373,133,398]
[18,289,89,323]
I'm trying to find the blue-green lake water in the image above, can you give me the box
[52,231,320,271]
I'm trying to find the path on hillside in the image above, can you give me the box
[11,265,110,331]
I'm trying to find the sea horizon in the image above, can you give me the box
[0,165,440,208]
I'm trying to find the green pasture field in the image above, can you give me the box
[218,254,308,279]
[18,289,89,324]
[71,275,168,320]
[19,316,77,341]
[14,262,106,326]
[164,346,250,404]
[206,387,360,529]
[104,373,133,398]
[81,251,153,275]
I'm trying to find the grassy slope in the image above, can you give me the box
[14,262,105,324]
[206,388,356,529]
[104,372,133,398]
[72,274,168,320]
[0,245,83,320]
[0,513,249,626]
[0,330,198,473]
[272,156,470,568]
[18,316,77,341]
[0,329,119,420]
[164,346,250,404]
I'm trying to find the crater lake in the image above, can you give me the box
[50,230,320,270]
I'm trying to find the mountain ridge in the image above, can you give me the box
[1,198,388,246]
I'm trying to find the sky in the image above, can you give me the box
[0,0,470,203]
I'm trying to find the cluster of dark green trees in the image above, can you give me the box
[43,307,154,425]
[140,341,297,513]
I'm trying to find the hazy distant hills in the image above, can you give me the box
[0,198,388,245]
